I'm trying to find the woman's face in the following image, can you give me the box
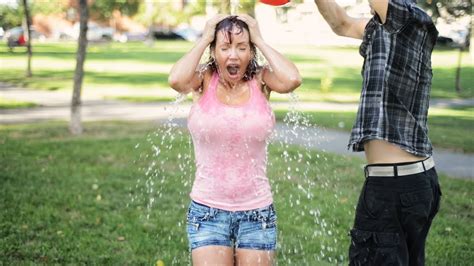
[213,26,253,83]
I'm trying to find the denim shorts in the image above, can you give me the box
[186,201,277,251]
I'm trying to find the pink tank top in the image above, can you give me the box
[187,72,275,211]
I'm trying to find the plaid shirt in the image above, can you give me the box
[348,0,438,157]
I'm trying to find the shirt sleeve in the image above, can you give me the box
[374,0,433,34]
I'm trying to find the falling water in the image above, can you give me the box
[270,92,347,264]
[128,93,194,264]
[128,42,350,266]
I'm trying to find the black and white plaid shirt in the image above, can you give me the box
[348,0,438,157]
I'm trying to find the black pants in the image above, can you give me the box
[349,167,441,266]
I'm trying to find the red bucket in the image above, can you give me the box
[259,0,290,6]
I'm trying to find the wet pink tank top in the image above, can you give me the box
[187,72,275,211]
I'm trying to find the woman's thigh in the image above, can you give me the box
[235,249,275,266]
[192,246,234,266]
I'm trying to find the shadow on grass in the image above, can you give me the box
[0,121,472,264]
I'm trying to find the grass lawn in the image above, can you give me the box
[1,121,473,264]
[0,41,472,100]
[0,97,37,109]
[275,106,474,153]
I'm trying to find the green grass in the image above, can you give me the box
[1,42,472,99]
[275,106,474,153]
[0,97,37,109]
[1,122,473,264]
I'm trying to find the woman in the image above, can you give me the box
[168,14,301,265]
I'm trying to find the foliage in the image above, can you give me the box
[418,0,472,19]
[30,0,68,16]
[135,1,196,27]
[90,0,141,21]
[0,4,22,29]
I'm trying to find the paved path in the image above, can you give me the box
[1,83,473,179]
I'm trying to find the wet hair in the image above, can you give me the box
[206,16,259,81]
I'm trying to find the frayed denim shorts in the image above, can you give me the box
[186,200,277,251]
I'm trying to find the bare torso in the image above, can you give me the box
[364,139,427,164]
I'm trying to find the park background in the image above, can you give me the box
[1,0,473,264]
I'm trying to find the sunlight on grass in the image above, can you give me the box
[1,121,472,264]
[429,106,474,117]
[1,42,472,98]
[0,97,37,109]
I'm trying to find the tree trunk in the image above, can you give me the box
[22,0,32,77]
[455,47,463,93]
[220,0,230,14]
[230,0,239,15]
[70,0,89,135]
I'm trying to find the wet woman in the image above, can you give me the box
[168,14,301,265]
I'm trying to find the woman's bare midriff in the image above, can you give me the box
[364,139,427,164]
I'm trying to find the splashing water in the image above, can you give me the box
[127,92,194,264]
[127,90,351,264]
[128,58,350,264]
[268,92,347,264]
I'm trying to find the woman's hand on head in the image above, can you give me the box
[237,14,264,46]
[202,14,228,44]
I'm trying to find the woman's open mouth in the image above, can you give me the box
[226,64,240,78]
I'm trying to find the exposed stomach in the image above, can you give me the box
[364,139,427,164]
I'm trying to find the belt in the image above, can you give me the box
[365,157,435,177]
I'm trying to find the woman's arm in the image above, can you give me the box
[168,15,226,93]
[238,14,302,94]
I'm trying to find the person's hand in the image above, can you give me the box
[201,14,228,44]
[237,14,264,46]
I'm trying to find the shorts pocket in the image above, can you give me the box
[349,229,401,266]
[187,202,213,232]
[249,206,277,229]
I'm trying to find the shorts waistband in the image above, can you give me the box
[191,200,274,213]
[365,157,435,177]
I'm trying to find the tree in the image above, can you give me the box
[236,0,257,17]
[220,0,230,14]
[418,0,471,20]
[419,0,472,93]
[30,0,67,16]
[70,0,88,135]
[0,5,22,29]
[89,0,141,21]
[21,0,32,77]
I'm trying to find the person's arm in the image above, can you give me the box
[238,14,301,94]
[368,0,389,23]
[314,0,369,40]
[373,0,424,34]
[168,15,226,93]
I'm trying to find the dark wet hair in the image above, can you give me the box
[206,16,259,81]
